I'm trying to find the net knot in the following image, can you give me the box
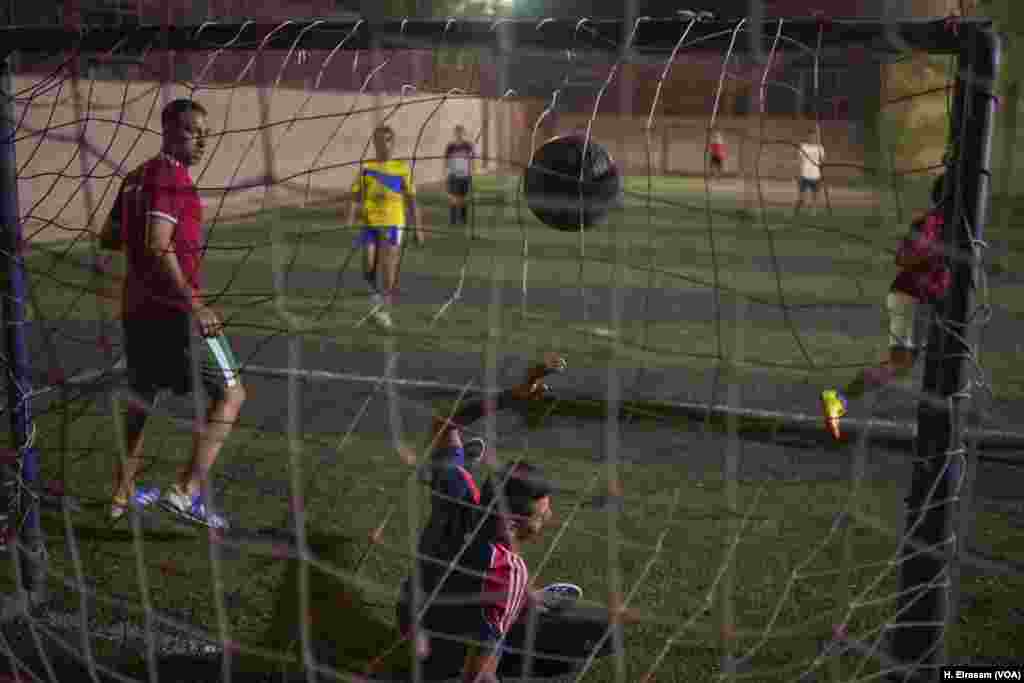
[848,45,869,66]
[96,334,112,356]
[944,13,962,36]
[47,366,65,387]
[93,253,113,274]
[159,559,181,577]
[812,11,834,31]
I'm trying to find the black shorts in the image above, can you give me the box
[799,177,821,194]
[709,155,724,170]
[447,176,471,197]
[124,315,241,403]
[396,581,616,680]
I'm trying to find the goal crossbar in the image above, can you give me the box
[0,18,992,60]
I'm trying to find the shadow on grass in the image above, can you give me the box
[1,530,412,682]
[237,530,412,682]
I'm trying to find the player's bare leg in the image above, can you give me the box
[794,189,807,216]
[513,352,568,401]
[363,238,379,297]
[112,401,149,504]
[380,242,401,303]
[365,240,400,328]
[363,236,394,327]
[180,383,246,498]
[448,191,459,226]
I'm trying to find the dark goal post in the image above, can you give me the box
[0,16,999,679]
[890,21,999,682]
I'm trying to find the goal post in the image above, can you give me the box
[892,22,999,679]
[1,51,46,607]
[0,15,1001,681]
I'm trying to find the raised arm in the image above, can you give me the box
[432,353,567,447]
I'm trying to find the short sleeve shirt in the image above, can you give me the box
[350,159,415,227]
[799,143,825,180]
[891,210,951,302]
[417,450,482,594]
[118,155,204,319]
[445,141,474,178]
[415,460,530,650]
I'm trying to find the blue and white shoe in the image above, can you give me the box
[110,485,161,521]
[160,485,230,530]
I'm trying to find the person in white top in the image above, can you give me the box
[795,133,826,216]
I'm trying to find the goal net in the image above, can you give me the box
[1,13,1018,683]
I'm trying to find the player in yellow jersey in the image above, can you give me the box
[346,125,424,328]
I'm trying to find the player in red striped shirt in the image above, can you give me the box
[396,354,617,682]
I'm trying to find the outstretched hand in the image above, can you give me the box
[513,352,568,401]
[541,352,568,375]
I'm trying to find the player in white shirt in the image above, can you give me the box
[795,135,825,216]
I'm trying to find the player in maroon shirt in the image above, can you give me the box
[821,175,951,440]
[444,125,475,228]
[99,99,246,528]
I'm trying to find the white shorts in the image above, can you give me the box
[887,290,928,351]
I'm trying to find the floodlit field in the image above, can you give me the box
[10,174,1024,680]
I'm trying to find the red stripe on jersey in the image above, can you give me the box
[482,542,529,637]
[454,465,481,504]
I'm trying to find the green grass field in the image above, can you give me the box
[26,175,1024,401]
[9,175,1024,680]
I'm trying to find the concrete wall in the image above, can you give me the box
[546,112,864,181]
[14,77,528,243]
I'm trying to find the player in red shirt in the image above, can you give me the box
[821,176,951,440]
[99,99,246,528]
[708,130,727,179]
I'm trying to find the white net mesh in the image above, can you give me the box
[2,11,1022,683]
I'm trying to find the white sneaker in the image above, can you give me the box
[160,485,230,530]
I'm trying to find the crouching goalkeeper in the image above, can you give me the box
[396,354,621,682]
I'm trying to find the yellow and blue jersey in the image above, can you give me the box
[350,159,415,227]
